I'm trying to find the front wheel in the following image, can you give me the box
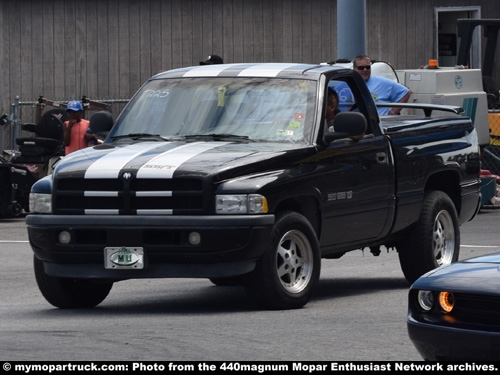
[398,191,460,284]
[34,256,113,308]
[245,211,320,310]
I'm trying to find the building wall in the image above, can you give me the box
[1,0,500,150]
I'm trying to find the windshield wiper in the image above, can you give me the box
[111,133,166,141]
[184,133,253,142]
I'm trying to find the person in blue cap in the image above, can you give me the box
[63,100,96,154]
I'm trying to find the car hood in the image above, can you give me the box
[411,252,500,295]
[54,141,314,181]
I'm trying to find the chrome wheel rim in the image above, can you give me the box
[433,210,456,266]
[276,230,314,293]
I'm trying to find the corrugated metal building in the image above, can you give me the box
[1,0,500,150]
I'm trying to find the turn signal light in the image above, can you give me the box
[438,291,454,313]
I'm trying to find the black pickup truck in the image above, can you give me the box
[26,63,481,310]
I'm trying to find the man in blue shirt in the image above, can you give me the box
[353,55,411,115]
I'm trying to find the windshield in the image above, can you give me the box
[111,77,317,143]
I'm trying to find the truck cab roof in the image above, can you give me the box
[152,62,351,80]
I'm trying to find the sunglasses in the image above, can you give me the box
[356,65,371,70]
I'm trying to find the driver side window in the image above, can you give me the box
[330,82,356,114]
[328,78,373,135]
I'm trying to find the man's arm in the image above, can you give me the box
[63,121,75,146]
[389,90,412,115]
[64,119,96,148]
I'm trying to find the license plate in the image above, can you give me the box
[104,247,144,269]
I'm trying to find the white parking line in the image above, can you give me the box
[461,245,499,248]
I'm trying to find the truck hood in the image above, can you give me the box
[54,141,313,180]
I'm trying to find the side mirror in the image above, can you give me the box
[323,112,367,144]
[89,111,114,141]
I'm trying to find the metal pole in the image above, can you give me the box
[10,97,20,150]
[337,0,366,61]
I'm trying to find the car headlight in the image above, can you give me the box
[29,192,52,213]
[215,194,268,214]
[438,291,454,313]
[417,290,434,311]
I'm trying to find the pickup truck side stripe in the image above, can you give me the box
[136,142,228,179]
[85,143,165,179]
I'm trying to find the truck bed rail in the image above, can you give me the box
[376,103,464,117]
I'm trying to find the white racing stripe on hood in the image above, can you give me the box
[85,143,165,178]
[237,63,300,77]
[137,142,227,179]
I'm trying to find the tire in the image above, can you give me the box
[398,191,460,284]
[34,256,113,308]
[244,211,320,310]
[6,202,22,217]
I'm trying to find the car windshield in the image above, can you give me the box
[112,77,317,144]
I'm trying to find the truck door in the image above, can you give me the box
[320,79,395,248]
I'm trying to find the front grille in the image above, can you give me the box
[53,177,205,215]
[452,293,500,328]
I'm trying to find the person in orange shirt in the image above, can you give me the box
[63,100,96,155]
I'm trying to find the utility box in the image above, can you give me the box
[397,68,489,146]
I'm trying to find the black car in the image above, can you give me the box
[407,252,500,361]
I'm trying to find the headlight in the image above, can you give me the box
[438,291,454,313]
[417,290,434,311]
[29,193,52,213]
[215,194,268,214]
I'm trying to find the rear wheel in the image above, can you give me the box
[34,256,113,308]
[245,211,320,310]
[398,191,460,284]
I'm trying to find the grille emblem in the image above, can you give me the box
[123,172,132,180]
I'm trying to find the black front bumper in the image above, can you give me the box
[27,214,274,279]
[407,316,500,361]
